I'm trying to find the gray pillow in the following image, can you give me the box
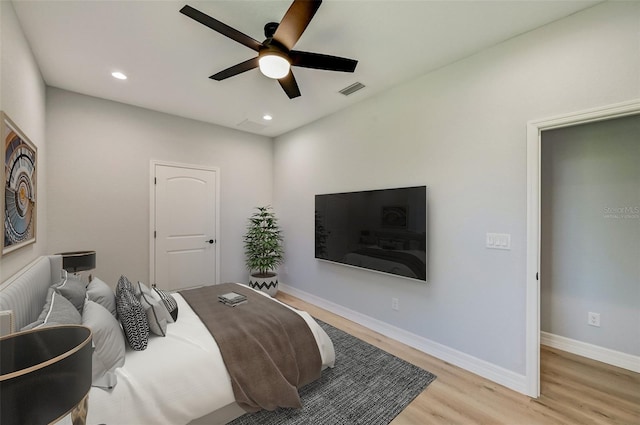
[136,282,171,336]
[82,300,125,389]
[87,277,117,317]
[22,290,82,330]
[55,274,87,314]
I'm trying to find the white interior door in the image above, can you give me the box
[153,163,219,291]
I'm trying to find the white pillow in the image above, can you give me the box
[136,282,172,336]
[82,300,125,389]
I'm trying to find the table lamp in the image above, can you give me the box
[0,325,93,425]
[57,251,96,274]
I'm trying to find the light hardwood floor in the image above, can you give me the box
[276,292,640,425]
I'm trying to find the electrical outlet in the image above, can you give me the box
[391,298,399,311]
[588,312,601,327]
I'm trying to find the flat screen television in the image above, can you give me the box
[315,185,427,282]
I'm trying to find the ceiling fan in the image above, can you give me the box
[180,0,358,99]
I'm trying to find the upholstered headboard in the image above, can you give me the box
[0,255,63,333]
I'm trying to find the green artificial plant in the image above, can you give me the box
[243,206,284,278]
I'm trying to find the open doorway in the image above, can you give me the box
[540,114,639,367]
[525,100,640,397]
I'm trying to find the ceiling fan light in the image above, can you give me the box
[258,54,290,79]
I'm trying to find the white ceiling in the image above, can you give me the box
[11,0,600,137]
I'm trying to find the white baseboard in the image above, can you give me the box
[279,283,529,395]
[541,331,640,373]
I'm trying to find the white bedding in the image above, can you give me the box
[87,289,335,425]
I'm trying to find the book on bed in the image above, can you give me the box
[218,292,247,306]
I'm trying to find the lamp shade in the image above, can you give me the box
[0,325,92,425]
[58,250,96,273]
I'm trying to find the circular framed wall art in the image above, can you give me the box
[2,112,37,255]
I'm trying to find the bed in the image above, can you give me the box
[0,255,335,425]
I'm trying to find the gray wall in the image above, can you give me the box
[45,88,273,287]
[0,1,48,281]
[273,1,640,375]
[541,115,640,356]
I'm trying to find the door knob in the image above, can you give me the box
[207,239,215,244]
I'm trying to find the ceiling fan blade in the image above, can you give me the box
[180,5,262,52]
[273,0,322,51]
[289,50,357,72]
[210,57,259,80]
[278,72,301,99]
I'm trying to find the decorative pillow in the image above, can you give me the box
[82,300,125,389]
[22,290,82,330]
[87,277,117,317]
[55,274,87,314]
[116,275,134,295]
[115,277,149,350]
[136,282,171,337]
[152,286,179,322]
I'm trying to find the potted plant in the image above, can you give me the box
[243,206,284,296]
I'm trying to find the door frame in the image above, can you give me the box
[149,160,221,287]
[525,99,640,397]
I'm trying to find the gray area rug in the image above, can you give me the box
[228,320,436,425]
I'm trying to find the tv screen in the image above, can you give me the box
[315,186,427,281]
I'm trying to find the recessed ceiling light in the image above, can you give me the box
[263,114,273,121]
[111,71,127,80]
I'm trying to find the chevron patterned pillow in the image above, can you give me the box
[116,276,149,350]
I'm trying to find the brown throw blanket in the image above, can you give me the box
[180,283,322,412]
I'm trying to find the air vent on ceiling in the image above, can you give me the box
[339,82,366,96]
[237,119,267,132]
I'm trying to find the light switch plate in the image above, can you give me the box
[486,233,511,250]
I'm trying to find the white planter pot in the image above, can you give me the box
[248,273,278,297]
